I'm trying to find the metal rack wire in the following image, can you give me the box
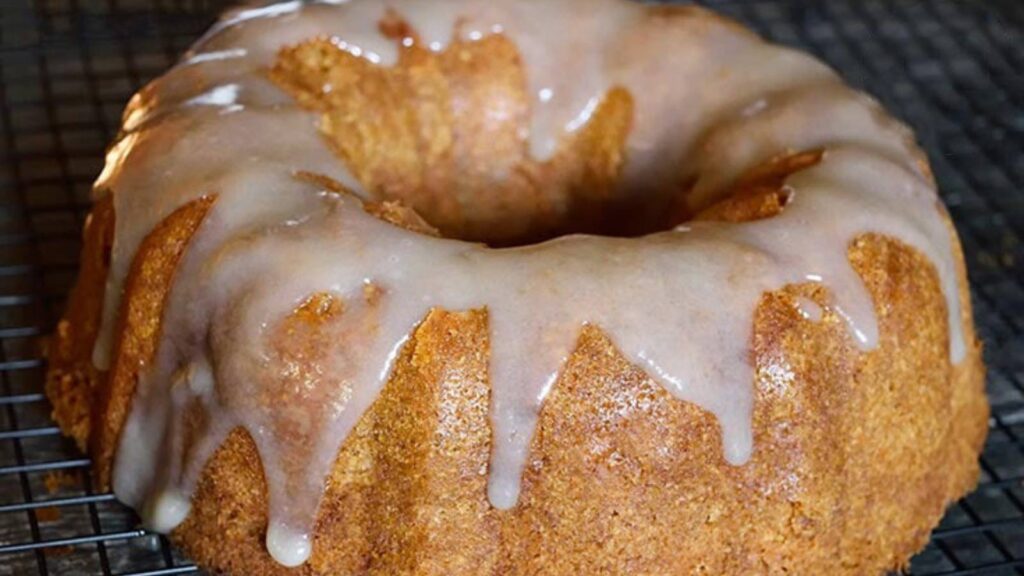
[0,0,1021,574]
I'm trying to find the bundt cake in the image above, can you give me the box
[46,0,988,573]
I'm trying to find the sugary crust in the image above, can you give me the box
[45,11,987,574]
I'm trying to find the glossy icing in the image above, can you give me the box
[89,0,967,567]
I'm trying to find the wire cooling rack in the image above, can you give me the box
[0,0,1021,574]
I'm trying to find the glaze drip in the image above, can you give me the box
[93,0,966,568]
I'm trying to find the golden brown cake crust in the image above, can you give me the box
[91,196,215,489]
[48,192,987,575]
[46,196,114,452]
[45,6,987,575]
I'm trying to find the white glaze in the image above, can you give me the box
[90,0,968,567]
[794,296,824,322]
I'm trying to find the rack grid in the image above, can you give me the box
[0,0,1022,574]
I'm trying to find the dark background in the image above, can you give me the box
[0,1,1021,574]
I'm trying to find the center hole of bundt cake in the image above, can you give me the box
[344,149,814,246]
[271,36,818,247]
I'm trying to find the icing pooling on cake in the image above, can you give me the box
[89,0,968,568]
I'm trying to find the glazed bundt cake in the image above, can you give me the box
[46,0,988,573]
